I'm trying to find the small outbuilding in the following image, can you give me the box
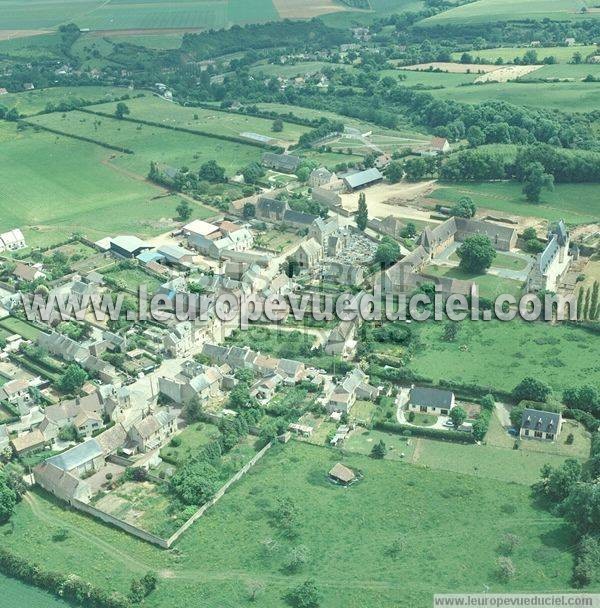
[328,462,356,486]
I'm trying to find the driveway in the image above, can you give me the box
[395,388,450,430]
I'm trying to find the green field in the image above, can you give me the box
[411,435,581,485]
[520,63,600,80]
[407,320,600,393]
[0,0,278,31]
[430,80,600,111]
[385,68,479,88]
[0,86,134,117]
[92,96,311,145]
[0,122,187,247]
[430,181,600,224]
[421,0,599,25]
[450,45,599,64]
[0,573,70,608]
[320,0,424,27]
[252,101,429,142]
[0,442,584,607]
[28,109,263,178]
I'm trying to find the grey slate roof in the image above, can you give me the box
[343,168,383,189]
[521,408,561,433]
[46,439,103,472]
[409,386,454,409]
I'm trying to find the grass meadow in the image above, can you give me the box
[407,320,600,393]
[0,122,194,247]
[430,181,600,225]
[0,442,585,607]
[91,96,311,145]
[28,110,264,176]
[430,80,600,112]
[0,86,134,117]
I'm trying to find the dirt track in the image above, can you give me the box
[340,180,439,222]
[0,30,50,41]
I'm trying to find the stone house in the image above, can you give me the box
[128,411,177,452]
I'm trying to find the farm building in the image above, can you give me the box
[329,462,356,485]
[261,152,300,173]
[157,244,196,266]
[110,235,152,259]
[343,168,383,192]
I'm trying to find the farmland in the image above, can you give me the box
[0,442,584,608]
[450,45,599,64]
[430,181,600,225]
[91,96,311,146]
[430,80,600,112]
[0,86,134,117]
[0,0,279,32]
[0,121,186,247]
[27,109,264,177]
[420,0,600,26]
[406,320,600,393]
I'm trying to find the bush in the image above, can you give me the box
[374,421,475,444]
[496,557,516,582]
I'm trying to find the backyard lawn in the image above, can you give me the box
[424,264,524,299]
[0,316,43,341]
[159,422,221,467]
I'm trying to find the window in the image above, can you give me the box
[546,433,554,440]
[524,430,529,436]
[534,431,543,438]
[420,406,427,412]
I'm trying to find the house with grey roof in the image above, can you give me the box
[282,208,318,229]
[128,411,177,452]
[520,408,562,441]
[327,368,378,414]
[408,387,455,415]
[256,196,287,222]
[325,320,358,357]
[309,167,334,188]
[33,461,92,504]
